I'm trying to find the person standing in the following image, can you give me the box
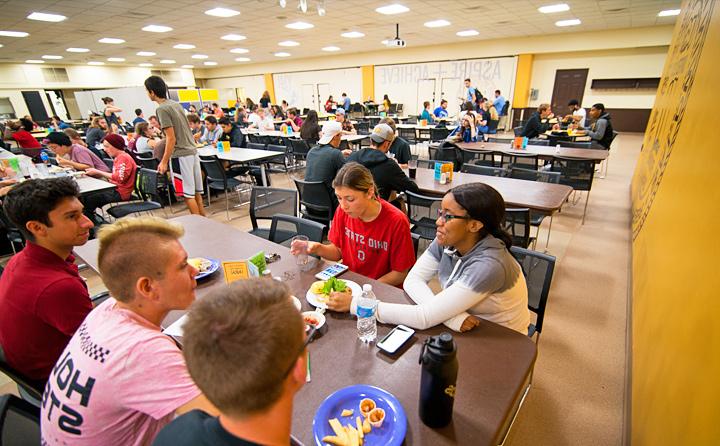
[493,90,506,116]
[145,75,206,216]
[340,93,351,112]
[259,91,272,108]
[462,79,478,105]
[102,97,122,130]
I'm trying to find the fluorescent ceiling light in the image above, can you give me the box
[181,65,194,68]
[538,3,570,14]
[274,52,291,57]
[0,31,29,37]
[173,43,196,49]
[375,4,409,15]
[235,57,251,62]
[0,44,3,48]
[456,29,479,37]
[278,40,300,47]
[321,46,340,52]
[67,47,90,53]
[42,55,63,59]
[107,57,125,62]
[142,25,173,33]
[25,60,44,64]
[191,54,209,59]
[658,9,681,17]
[27,12,66,22]
[555,18,581,26]
[341,31,365,38]
[204,61,218,66]
[137,51,156,56]
[99,37,125,44]
[286,21,314,30]
[205,7,240,17]
[221,33,246,41]
[230,48,249,54]
[424,19,451,28]
[160,59,176,64]
[87,61,105,66]
[139,63,153,67]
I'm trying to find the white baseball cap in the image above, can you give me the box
[318,121,343,145]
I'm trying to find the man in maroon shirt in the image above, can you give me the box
[0,177,94,384]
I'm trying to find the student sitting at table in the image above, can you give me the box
[327,183,530,334]
[186,113,204,142]
[578,103,614,150]
[380,118,411,167]
[41,217,218,446]
[212,102,225,118]
[153,279,306,446]
[420,101,434,124]
[3,118,42,149]
[521,103,559,139]
[564,99,586,128]
[198,115,223,145]
[450,102,478,143]
[475,100,491,136]
[292,162,415,287]
[85,117,108,152]
[84,134,138,222]
[335,108,356,135]
[300,110,321,145]
[50,115,71,131]
[433,99,449,119]
[133,108,147,125]
[233,104,248,125]
[148,115,164,137]
[248,107,275,132]
[218,117,246,148]
[284,107,303,131]
[64,128,87,147]
[46,132,110,173]
[135,122,161,154]
[0,178,94,385]
[305,121,347,197]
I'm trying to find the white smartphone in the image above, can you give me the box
[314,263,349,281]
[377,325,415,354]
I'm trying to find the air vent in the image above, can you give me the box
[151,70,182,83]
[41,67,70,83]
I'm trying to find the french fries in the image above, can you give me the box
[341,409,354,417]
[325,416,373,446]
[356,416,364,439]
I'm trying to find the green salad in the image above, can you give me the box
[322,277,348,295]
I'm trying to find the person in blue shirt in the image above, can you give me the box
[340,92,351,111]
[50,116,70,131]
[463,79,478,104]
[132,108,146,125]
[493,90,506,115]
[420,101,434,123]
[433,99,449,118]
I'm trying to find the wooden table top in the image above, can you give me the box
[73,215,536,446]
[456,141,608,161]
[412,167,572,213]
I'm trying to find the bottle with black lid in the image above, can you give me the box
[418,332,458,427]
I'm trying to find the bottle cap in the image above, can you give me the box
[362,284,372,292]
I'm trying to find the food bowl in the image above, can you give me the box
[302,311,326,331]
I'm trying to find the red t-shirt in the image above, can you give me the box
[0,242,92,382]
[12,130,42,149]
[111,151,138,200]
[329,199,416,280]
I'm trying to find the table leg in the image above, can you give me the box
[260,164,268,186]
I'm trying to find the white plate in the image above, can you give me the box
[291,295,302,311]
[302,311,326,330]
[306,279,362,309]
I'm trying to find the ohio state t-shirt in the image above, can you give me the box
[329,199,415,280]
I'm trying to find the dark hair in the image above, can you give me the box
[149,115,159,122]
[212,103,219,107]
[135,122,150,136]
[341,93,347,96]
[3,177,80,242]
[101,97,114,104]
[592,103,605,113]
[204,115,217,125]
[218,117,231,126]
[384,94,389,100]
[52,115,61,121]
[463,101,475,111]
[448,183,512,249]
[423,101,430,108]
[186,113,201,124]
[495,90,501,95]
[300,110,320,140]
[464,78,471,83]
[134,108,142,116]
[19,118,34,132]
[288,107,298,116]
[46,131,72,146]
[440,99,448,105]
[568,99,579,107]
[144,75,168,99]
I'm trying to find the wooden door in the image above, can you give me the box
[550,69,588,114]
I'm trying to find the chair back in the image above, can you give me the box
[460,148,494,167]
[0,393,41,442]
[0,346,44,403]
[356,121,370,134]
[501,151,539,170]
[136,168,162,203]
[0,207,25,249]
[513,126,523,137]
[292,177,335,224]
[247,142,267,151]
[398,128,417,143]
[405,190,442,227]
[488,137,513,144]
[432,142,463,171]
[136,152,159,169]
[429,127,450,142]
[250,187,298,230]
[551,156,595,191]
[509,167,560,183]
[199,155,228,184]
[416,159,436,170]
[289,139,311,158]
[510,246,556,337]
[504,208,532,248]
[487,119,499,133]
[608,131,618,148]
[559,141,591,149]
[411,232,421,259]
[462,164,508,177]
[247,133,261,144]
[269,213,326,244]
[528,139,549,146]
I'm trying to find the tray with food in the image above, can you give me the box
[306,277,362,310]
[188,257,220,280]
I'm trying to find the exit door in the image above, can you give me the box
[416,79,436,115]
[317,84,330,113]
[301,84,316,113]
[551,69,588,114]
[440,78,461,117]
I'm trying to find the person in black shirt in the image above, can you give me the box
[380,117,411,167]
[218,117,246,148]
[521,103,559,139]
[299,110,321,144]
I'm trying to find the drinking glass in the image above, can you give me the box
[292,235,309,267]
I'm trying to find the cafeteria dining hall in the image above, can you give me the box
[0,0,717,445]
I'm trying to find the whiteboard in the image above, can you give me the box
[273,68,362,110]
[74,86,158,123]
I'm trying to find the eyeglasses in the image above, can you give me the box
[281,325,317,379]
[437,209,471,222]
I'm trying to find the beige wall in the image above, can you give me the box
[528,46,668,109]
[0,89,39,118]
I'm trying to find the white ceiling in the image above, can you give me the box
[0,0,680,67]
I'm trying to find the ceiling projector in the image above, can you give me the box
[385,24,406,48]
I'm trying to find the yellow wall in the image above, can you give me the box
[361,65,375,102]
[630,1,720,444]
[513,54,534,108]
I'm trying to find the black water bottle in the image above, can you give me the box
[418,332,458,428]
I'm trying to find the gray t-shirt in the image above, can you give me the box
[156,100,196,158]
[305,144,345,190]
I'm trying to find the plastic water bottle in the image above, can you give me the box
[357,284,377,343]
[40,150,49,164]
[555,144,561,154]
[217,141,223,153]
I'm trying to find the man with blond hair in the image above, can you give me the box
[41,216,216,446]
[154,279,307,445]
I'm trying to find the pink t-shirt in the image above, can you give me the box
[41,298,200,446]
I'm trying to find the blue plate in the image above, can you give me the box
[313,385,407,446]
[194,258,220,280]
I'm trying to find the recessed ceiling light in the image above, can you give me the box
[27,12,66,22]
[456,29,479,37]
[424,19,451,28]
[235,57,251,62]
[274,52,291,57]
[204,61,218,66]
[0,44,3,48]
[0,31,29,38]
[191,54,209,59]
[107,57,126,62]
[321,46,340,52]
[555,18,581,26]
[67,47,90,53]
[204,7,240,17]
[25,60,44,64]
[658,9,681,17]
[538,3,570,14]
[142,25,173,33]
[173,43,196,49]
[160,59,176,64]
[87,61,105,66]
[181,65,194,68]
[341,31,365,38]
[286,21,314,30]
[230,48,249,54]
[221,33,246,41]
[278,40,300,47]
[375,4,409,15]
[42,55,63,59]
[137,51,156,56]
[98,37,125,44]
[139,63,153,67]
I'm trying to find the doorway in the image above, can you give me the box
[22,91,49,122]
[551,69,588,114]
[317,84,331,113]
[416,79,436,116]
[301,84,316,113]
[440,77,462,116]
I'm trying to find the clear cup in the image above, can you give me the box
[292,235,309,267]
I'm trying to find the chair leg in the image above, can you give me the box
[581,190,591,224]
[544,214,554,251]
[600,155,609,179]
[224,189,230,221]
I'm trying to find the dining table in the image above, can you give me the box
[456,141,608,162]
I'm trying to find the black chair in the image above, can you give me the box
[429,127,450,142]
[504,208,534,249]
[551,156,596,224]
[508,168,560,249]
[411,232,421,259]
[599,131,618,178]
[200,155,245,220]
[405,190,442,241]
[0,393,41,442]
[462,164,508,177]
[559,141,592,149]
[293,177,335,226]
[486,119,499,134]
[0,207,24,254]
[249,187,298,240]
[247,142,267,151]
[513,126,523,137]
[135,151,158,169]
[416,159,436,169]
[263,144,290,173]
[0,345,44,406]
[355,121,370,134]
[247,133,261,144]
[106,168,164,219]
[398,127,417,147]
[510,246,556,345]
[288,138,311,163]
[269,213,326,245]
[460,148,495,167]
[488,137,513,144]
[501,151,539,170]
[432,143,463,171]
[528,139,549,146]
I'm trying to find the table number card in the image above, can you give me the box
[222,260,259,284]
